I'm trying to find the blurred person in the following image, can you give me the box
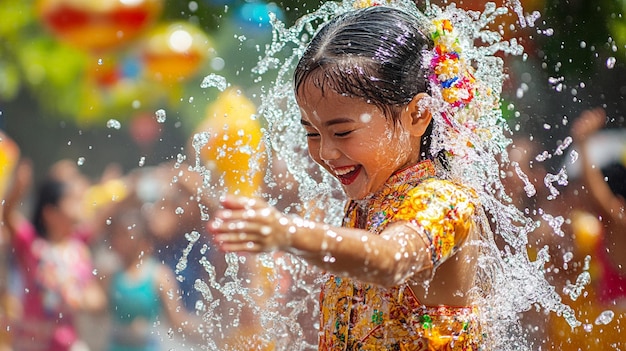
[571,108,626,276]
[503,135,579,271]
[548,107,626,350]
[100,195,203,351]
[138,162,215,313]
[48,159,128,246]
[2,158,106,351]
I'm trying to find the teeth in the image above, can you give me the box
[334,166,356,176]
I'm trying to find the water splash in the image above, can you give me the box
[181,0,588,349]
[155,108,167,123]
[201,73,229,91]
[106,119,121,129]
[594,310,615,325]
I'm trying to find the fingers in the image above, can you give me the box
[214,196,275,224]
[209,196,284,253]
[219,195,265,210]
[210,221,277,252]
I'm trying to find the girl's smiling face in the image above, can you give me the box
[297,82,430,200]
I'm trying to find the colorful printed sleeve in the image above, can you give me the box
[393,178,476,268]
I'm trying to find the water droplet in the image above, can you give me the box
[594,310,614,325]
[106,119,121,129]
[201,73,228,91]
[155,109,167,123]
[77,157,85,166]
[535,151,550,162]
[569,150,578,164]
[563,252,573,263]
[606,57,616,69]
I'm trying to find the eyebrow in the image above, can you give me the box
[300,117,354,127]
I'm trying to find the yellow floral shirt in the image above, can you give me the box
[319,160,481,350]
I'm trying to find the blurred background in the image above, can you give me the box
[1,0,626,350]
[1,0,625,177]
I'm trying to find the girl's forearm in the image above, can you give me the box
[286,218,432,287]
[210,196,433,287]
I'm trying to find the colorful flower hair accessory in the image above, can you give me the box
[429,19,476,110]
[352,0,391,9]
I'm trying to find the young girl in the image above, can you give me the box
[3,160,106,351]
[102,195,203,351]
[209,5,487,350]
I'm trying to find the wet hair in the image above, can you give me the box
[293,6,434,156]
[602,162,626,199]
[32,178,67,239]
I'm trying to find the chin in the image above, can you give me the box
[342,187,369,201]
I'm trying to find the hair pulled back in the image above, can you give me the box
[294,6,432,121]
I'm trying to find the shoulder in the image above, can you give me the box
[395,178,476,223]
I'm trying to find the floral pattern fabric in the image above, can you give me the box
[319,160,481,350]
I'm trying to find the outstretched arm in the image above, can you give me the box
[571,108,626,272]
[2,159,33,238]
[209,196,434,288]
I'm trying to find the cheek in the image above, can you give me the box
[367,131,411,172]
[306,140,323,164]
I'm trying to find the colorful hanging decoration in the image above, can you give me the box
[141,21,214,83]
[36,0,163,52]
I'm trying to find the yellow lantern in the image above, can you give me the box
[194,88,265,196]
[142,21,213,83]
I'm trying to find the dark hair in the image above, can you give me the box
[32,178,67,238]
[293,6,434,156]
[294,7,432,115]
[602,162,626,199]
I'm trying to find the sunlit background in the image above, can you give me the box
[2,0,625,177]
[1,0,626,350]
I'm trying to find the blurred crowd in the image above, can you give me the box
[0,105,624,351]
[0,86,309,351]
[502,108,626,350]
[0,135,217,351]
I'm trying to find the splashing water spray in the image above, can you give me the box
[174,0,588,350]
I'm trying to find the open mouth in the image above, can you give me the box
[334,165,362,185]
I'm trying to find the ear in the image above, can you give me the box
[401,92,432,137]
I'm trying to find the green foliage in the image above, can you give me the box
[541,0,623,78]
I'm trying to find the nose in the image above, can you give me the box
[319,138,340,162]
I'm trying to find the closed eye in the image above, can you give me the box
[335,130,353,137]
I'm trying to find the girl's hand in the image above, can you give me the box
[209,195,293,253]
